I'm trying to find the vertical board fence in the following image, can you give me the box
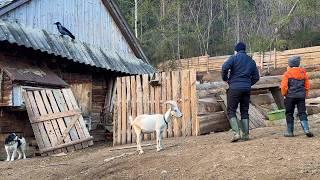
[158,46,320,72]
[113,70,198,145]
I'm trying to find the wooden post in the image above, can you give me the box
[150,75,155,140]
[121,78,127,145]
[270,87,285,109]
[171,71,181,137]
[166,72,173,138]
[142,74,150,140]
[130,76,137,143]
[126,77,131,144]
[190,69,199,136]
[161,72,168,138]
[274,48,277,69]
[116,78,122,145]
[260,52,264,71]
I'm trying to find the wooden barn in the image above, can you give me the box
[0,0,154,156]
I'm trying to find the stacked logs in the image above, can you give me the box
[197,97,230,134]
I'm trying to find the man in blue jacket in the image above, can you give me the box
[221,42,260,142]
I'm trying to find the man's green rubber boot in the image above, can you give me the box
[229,117,241,142]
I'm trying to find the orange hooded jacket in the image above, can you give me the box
[281,67,310,97]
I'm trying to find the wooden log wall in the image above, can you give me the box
[158,46,320,72]
[91,75,107,129]
[197,98,230,134]
[113,70,199,146]
[0,72,12,106]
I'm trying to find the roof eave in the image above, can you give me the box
[0,0,31,16]
[102,0,150,64]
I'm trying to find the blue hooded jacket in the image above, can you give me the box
[221,50,260,90]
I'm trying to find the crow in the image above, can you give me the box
[54,22,75,40]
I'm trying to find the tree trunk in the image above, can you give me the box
[134,0,138,38]
[236,0,240,43]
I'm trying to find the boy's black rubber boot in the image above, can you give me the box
[300,120,314,137]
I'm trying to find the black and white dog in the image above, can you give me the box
[4,133,26,161]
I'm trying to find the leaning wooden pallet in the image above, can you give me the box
[23,88,93,156]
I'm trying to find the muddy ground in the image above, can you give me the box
[1,115,320,180]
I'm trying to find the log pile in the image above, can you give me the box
[198,98,229,134]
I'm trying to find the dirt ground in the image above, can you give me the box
[2,115,320,180]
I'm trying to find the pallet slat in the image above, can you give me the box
[33,91,59,153]
[45,90,74,152]
[62,89,89,148]
[53,89,82,150]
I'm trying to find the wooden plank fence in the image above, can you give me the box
[158,46,320,72]
[113,70,199,145]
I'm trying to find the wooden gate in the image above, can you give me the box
[23,88,93,155]
[113,70,199,145]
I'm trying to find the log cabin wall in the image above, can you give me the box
[61,72,93,117]
[0,72,13,106]
[92,74,107,130]
[0,109,33,141]
[92,73,115,133]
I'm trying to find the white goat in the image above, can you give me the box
[129,100,183,154]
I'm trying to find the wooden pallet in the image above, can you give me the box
[23,88,93,155]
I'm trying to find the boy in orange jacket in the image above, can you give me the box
[281,56,313,137]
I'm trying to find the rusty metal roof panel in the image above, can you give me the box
[0,20,154,74]
[0,60,68,87]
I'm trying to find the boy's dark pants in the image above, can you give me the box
[285,97,308,123]
[227,89,250,119]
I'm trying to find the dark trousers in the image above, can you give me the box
[285,97,308,124]
[227,89,250,119]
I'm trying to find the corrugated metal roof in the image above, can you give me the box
[0,60,68,87]
[0,0,14,8]
[0,20,155,74]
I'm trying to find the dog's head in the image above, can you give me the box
[5,133,18,145]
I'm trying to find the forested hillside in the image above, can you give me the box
[115,0,320,65]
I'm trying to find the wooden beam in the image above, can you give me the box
[40,137,93,154]
[109,143,155,151]
[30,110,81,124]
[270,87,285,109]
[55,114,80,146]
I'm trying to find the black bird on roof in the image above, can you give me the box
[54,22,75,40]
